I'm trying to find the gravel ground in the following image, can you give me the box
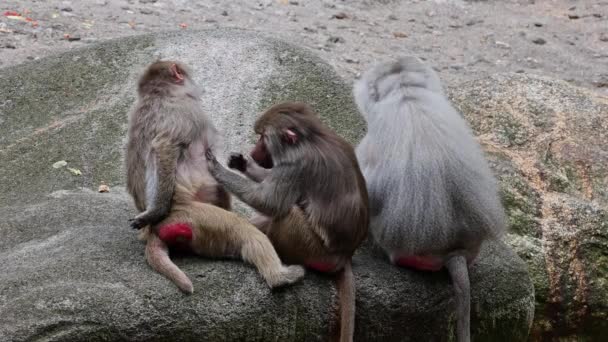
[1,0,607,93]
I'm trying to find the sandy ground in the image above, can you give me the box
[1,0,607,93]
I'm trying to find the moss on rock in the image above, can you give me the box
[450,73,608,340]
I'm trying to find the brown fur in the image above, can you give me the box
[207,102,369,341]
[125,61,304,293]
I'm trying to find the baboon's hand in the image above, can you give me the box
[129,210,164,230]
[129,217,146,230]
[205,148,222,174]
[228,153,247,172]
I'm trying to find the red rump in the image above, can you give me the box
[394,255,443,271]
[158,223,193,245]
[305,262,336,273]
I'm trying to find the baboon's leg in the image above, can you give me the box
[171,202,304,288]
[265,208,330,265]
[249,214,272,233]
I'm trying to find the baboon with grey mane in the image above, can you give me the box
[354,56,507,342]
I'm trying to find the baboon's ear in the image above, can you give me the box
[283,128,298,144]
[170,63,185,83]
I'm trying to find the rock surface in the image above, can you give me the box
[450,74,608,340]
[0,30,533,341]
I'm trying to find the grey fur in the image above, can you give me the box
[354,56,506,256]
[354,57,507,342]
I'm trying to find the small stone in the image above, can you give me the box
[344,57,359,64]
[98,184,110,193]
[327,36,345,43]
[495,41,511,49]
[303,27,317,33]
[331,12,348,20]
[63,34,81,42]
[27,55,35,60]
[534,22,543,27]
[221,10,228,16]
[525,57,539,67]
[568,14,580,19]
[472,56,492,65]
[4,44,16,49]
[95,0,107,5]
[532,38,546,45]
[388,14,398,20]
[61,7,73,12]
[599,33,608,42]
[204,18,217,23]
[393,32,408,38]
[592,74,608,88]
[592,13,602,18]
[140,9,153,15]
[139,0,157,3]
[515,69,525,73]
[289,0,299,5]
[426,11,436,17]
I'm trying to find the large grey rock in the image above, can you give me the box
[450,74,608,340]
[0,30,533,341]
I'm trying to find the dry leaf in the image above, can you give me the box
[67,167,82,176]
[52,160,68,169]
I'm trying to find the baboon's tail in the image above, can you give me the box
[335,260,356,342]
[145,233,194,294]
[445,254,471,342]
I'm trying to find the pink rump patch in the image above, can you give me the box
[394,255,443,272]
[158,223,193,246]
[305,262,337,273]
